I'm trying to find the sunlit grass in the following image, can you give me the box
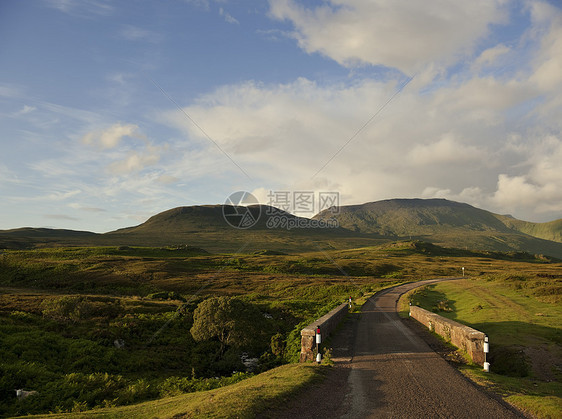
[23,364,327,419]
[405,276,561,418]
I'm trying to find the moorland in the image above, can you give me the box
[0,198,560,417]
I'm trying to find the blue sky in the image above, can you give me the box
[1,0,561,232]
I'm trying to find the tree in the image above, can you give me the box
[190,296,265,353]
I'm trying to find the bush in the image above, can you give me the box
[40,296,93,323]
[270,333,285,357]
[190,297,268,353]
[158,372,250,397]
[9,311,36,322]
[489,346,530,377]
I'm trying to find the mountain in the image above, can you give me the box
[99,204,372,253]
[493,215,562,243]
[0,227,99,249]
[1,199,561,258]
[313,198,562,258]
[313,199,511,235]
[110,204,349,234]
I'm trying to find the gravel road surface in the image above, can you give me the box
[269,278,526,419]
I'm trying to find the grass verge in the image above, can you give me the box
[460,365,562,419]
[22,363,328,418]
[400,275,561,418]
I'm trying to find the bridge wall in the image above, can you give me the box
[410,305,486,365]
[300,303,348,362]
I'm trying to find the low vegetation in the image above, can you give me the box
[18,364,328,419]
[403,274,561,418]
[0,246,393,416]
[0,242,560,417]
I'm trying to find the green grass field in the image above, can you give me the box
[403,275,561,418]
[1,242,560,417]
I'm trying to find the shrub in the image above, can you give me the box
[489,346,530,377]
[40,296,93,323]
[190,297,268,353]
[270,333,285,357]
[157,372,250,397]
[9,311,36,322]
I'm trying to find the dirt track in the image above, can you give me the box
[269,279,526,418]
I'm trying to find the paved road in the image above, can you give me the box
[338,278,522,418]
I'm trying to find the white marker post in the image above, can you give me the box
[316,326,322,364]
[462,267,465,277]
[348,296,352,309]
[483,336,490,372]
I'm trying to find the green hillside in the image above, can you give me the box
[314,199,511,235]
[0,205,374,254]
[494,215,562,243]
[313,199,562,258]
[104,204,375,254]
[1,199,561,258]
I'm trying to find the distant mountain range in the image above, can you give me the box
[314,198,562,258]
[315,198,562,241]
[1,199,561,258]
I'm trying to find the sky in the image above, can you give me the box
[1,0,562,232]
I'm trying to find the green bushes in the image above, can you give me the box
[146,291,185,301]
[283,320,309,363]
[489,346,530,377]
[4,373,157,415]
[0,246,383,416]
[0,293,303,416]
[41,296,94,322]
[191,296,269,354]
[158,372,251,397]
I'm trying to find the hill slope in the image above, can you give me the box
[313,199,562,258]
[313,199,512,235]
[1,200,561,257]
[493,215,562,243]
[102,205,374,253]
[0,227,99,249]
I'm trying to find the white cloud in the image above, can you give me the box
[421,187,452,199]
[157,174,180,185]
[408,134,485,165]
[433,77,535,116]
[45,0,113,16]
[82,123,144,149]
[219,7,239,24]
[472,44,511,71]
[184,0,211,10]
[491,173,562,216]
[44,214,80,221]
[13,105,36,116]
[107,73,132,85]
[79,123,166,175]
[69,203,106,212]
[268,0,508,74]
[410,132,562,220]
[161,37,562,221]
[108,146,162,175]
[0,165,22,185]
[46,190,82,201]
[120,25,163,43]
[39,101,103,125]
[529,2,562,91]
[0,83,21,98]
